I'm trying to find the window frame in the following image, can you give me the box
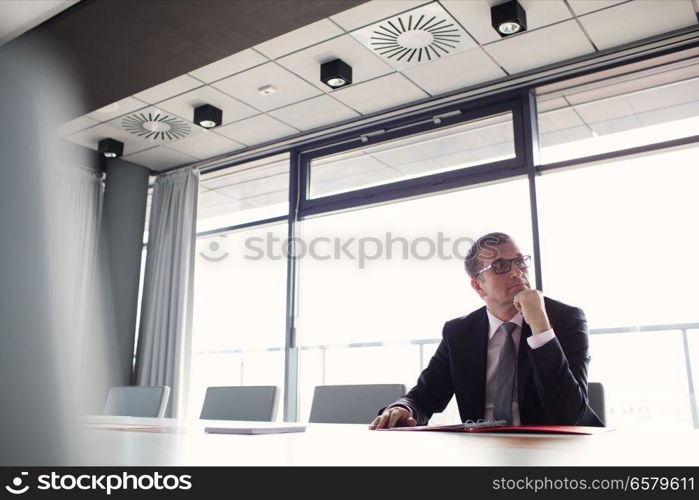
[298,93,528,217]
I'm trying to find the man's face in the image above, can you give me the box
[471,241,531,308]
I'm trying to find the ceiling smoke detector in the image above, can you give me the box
[114,108,193,143]
[351,2,473,70]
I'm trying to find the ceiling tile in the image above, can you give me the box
[85,97,148,122]
[330,0,432,31]
[567,0,628,16]
[123,146,196,171]
[442,0,573,45]
[156,85,258,125]
[165,130,245,160]
[331,72,428,115]
[350,1,478,70]
[483,20,594,75]
[277,34,394,90]
[578,0,698,51]
[216,114,300,146]
[401,47,506,96]
[57,116,98,136]
[188,49,268,83]
[211,62,323,112]
[268,95,360,131]
[134,75,203,104]
[254,19,344,59]
[65,122,153,156]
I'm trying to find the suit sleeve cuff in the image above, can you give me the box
[387,403,413,418]
[527,328,555,349]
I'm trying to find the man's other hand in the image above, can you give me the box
[368,406,417,430]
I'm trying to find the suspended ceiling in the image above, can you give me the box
[50,0,699,171]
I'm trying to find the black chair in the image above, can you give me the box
[588,382,605,425]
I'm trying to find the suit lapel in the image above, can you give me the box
[517,321,532,411]
[467,308,489,421]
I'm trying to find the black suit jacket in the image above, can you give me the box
[395,297,603,426]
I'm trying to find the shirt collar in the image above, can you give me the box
[486,308,523,340]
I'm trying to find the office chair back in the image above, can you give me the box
[103,385,170,418]
[309,384,407,424]
[588,382,605,425]
[199,386,278,421]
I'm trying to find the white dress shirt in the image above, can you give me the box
[484,309,555,425]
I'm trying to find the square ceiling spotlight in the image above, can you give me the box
[350,2,476,70]
[106,106,202,145]
[193,104,223,128]
[98,138,123,158]
[321,59,353,88]
[492,0,527,37]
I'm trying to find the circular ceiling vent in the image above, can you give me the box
[121,111,191,142]
[370,13,462,64]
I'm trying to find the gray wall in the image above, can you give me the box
[100,157,151,389]
[63,140,103,173]
[0,46,95,464]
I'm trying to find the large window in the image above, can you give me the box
[537,146,699,328]
[189,224,287,419]
[309,111,515,198]
[537,47,699,164]
[187,152,290,419]
[537,145,699,428]
[298,178,533,421]
[197,153,289,233]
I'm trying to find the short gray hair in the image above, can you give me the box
[464,232,512,278]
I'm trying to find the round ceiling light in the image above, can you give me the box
[498,21,522,35]
[326,77,347,88]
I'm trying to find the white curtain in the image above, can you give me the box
[53,163,106,405]
[134,167,199,418]
[60,164,105,345]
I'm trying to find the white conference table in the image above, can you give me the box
[76,416,699,466]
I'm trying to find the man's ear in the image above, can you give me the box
[471,277,486,298]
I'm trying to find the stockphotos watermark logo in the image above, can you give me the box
[4,471,192,495]
[200,232,478,269]
[5,472,29,495]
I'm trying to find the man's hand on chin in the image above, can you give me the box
[513,289,552,335]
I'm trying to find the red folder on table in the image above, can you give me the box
[382,421,610,435]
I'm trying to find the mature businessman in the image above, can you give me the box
[369,232,602,429]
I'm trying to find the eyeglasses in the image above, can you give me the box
[475,255,531,277]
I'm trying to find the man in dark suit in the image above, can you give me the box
[369,232,602,429]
